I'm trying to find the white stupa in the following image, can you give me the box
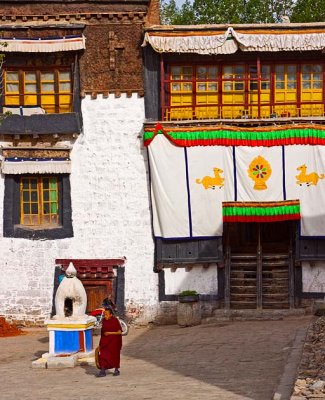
[39,262,97,368]
[53,262,88,319]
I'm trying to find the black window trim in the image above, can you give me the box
[3,174,73,240]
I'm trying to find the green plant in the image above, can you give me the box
[178,290,198,297]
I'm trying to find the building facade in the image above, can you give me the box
[0,0,160,325]
[143,23,325,312]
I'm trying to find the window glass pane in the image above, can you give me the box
[50,179,57,191]
[25,83,37,93]
[51,203,58,214]
[224,82,232,91]
[197,66,206,78]
[208,66,217,78]
[235,82,244,91]
[302,81,311,89]
[276,65,284,74]
[171,83,180,91]
[43,179,49,189]
[250,82,258,91]
[183,83,192,91]
[234,65,244,75]
[287,82,296,89]
[314,74,322,81]
[208,83,217,91]
[59,71,70,81]
[276,82,285,89]
[313,81,322,89]
[23,191,30,202]
[6,83,19,92]
[223,66,233,78]
[31,204,38,214]
[22,179,29,189]
[198,83,206,91]
[276,74,284,82]
[59,82,71,92]
[44,203,50,214]
[41,83,55,93]
[41,72,55,81]
[50,190,57,201]
[25,72,36,82]
[313,65,322,73]
[249,66,257,78]
[30,180,37,190]
[171,66,181,76]
[6,72,19,81]
[43,191,49,201]
[23,204,30,214]
[31,191,38,202]
[262,65,270,74]
[302,65,312,73]
[287,65,296,73]
[183,67,192,76]
[302,74,311,81]
[261,82,270,90]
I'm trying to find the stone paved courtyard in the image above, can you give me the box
[0,316,312,400]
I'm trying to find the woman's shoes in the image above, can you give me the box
[113,369,120,376]
[96,369,106,378]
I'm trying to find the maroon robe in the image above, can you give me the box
[98,316,122,369]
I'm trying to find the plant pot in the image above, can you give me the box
[178,294,199,303]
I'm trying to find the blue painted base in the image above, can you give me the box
[53,328,93,355]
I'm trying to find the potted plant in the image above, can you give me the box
[178,290,199,303]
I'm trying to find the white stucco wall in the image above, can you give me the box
[164,264,218,295]
[0,94,158,324]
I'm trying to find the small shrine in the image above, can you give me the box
[33,263,97,369]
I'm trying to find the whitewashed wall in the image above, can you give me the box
[0,94,158,324]
[302,261,325,293]
[164,265,218,295]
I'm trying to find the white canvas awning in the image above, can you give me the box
[0,35,86,53]
[1,159,71,174]
[142,28,238,54]
[143,27,325,54]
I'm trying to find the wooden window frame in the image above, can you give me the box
[3,174,73,240]
[20,176,59,227]
[162,60,325,120]
[3,67,73,114]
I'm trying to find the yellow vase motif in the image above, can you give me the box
[247,155,272,190]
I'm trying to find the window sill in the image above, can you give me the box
[9,224,73,240]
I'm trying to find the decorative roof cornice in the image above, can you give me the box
[0,12,147,25]
[80,89,144,98]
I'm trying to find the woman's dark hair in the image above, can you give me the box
[102,297,114,308]
[104,306,113,314]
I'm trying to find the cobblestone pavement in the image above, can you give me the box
[0,316,312,400]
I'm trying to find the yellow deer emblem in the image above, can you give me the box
[296,164,325,186]
[196,167,224,190]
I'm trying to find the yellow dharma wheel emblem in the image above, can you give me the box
[247,155,272,190]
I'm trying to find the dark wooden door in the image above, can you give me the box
[225,221,296,309]
[85,285,109,313]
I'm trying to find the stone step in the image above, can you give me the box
[202,308,309,323]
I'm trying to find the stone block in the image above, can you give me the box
[31,358,47,369]
[47,354,78,369]
[177,302,201,327]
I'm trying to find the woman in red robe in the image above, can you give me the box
[96,307,122,378]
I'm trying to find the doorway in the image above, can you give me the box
[224,221,296,309]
